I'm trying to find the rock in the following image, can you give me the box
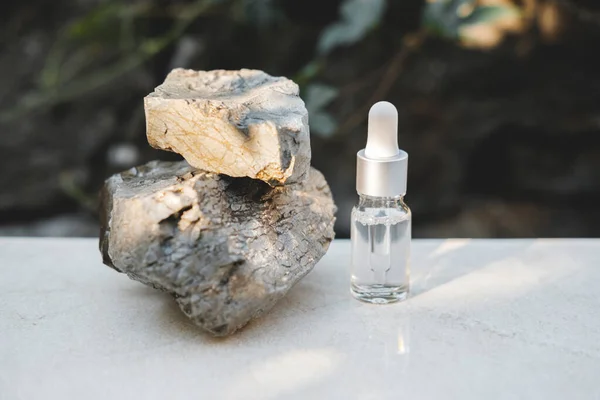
[99,160,336,336]
[144,68,311,186]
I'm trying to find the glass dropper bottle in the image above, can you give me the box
[350,101,411,304]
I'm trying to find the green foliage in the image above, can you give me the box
[304,84,339,137]
[238,0,282,26]
[423,0,520,39]
[40,2,148,92]
[67,3,132,41]
[4,0,523,129]
[468,5,520,25]
[294,60,323,87]
[2,0,213,123]
[318,0,386,55]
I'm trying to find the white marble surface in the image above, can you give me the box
[1,238,599,400]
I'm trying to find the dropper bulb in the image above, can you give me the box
[365,101,399,159]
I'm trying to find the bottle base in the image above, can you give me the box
[351,283,409,304]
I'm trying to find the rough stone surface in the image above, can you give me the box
[144,69,311,186]
[99,160,336,336]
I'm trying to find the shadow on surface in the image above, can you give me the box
[126,285,225,343]
[410,239,533,297]
[125,240,534,344]
[124,264,351,344]
[116,247,414,398]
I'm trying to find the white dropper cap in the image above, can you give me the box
[365,101,399,159]
[356,101,408,197]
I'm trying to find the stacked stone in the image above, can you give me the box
[99,69,336,336]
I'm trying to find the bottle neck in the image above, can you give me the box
[358,194,405,208]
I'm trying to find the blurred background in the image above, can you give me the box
[1,0,599,238]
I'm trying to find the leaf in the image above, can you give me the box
[294,61,323,86]
[422,0,476,39]
[318,0,386,55]
[463,5,521,26]
[305,84,339,112]
[304,84,339,137]
[310,112,338,137]
[422,0,521,40]
[68,3,127,41]
[241,0,281,27]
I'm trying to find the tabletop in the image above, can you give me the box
[1,238,599,400]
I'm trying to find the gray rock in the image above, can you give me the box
[144,68,311,186]
[99,160,336,336]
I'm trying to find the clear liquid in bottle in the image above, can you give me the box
[351,201,411,304]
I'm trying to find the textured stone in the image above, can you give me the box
[99,160,336,336]
[144,69,311,186]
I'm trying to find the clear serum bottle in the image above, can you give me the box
[351,101,411,304]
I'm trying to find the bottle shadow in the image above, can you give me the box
[410,239,533,298]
